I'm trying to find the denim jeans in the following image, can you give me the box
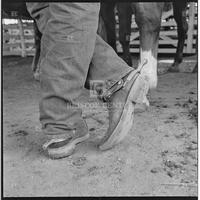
[26,3,133,139]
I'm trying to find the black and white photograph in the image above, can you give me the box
[2,0,198,197]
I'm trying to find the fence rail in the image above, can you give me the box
[3,20,35,56]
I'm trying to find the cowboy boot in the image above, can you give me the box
[99,60,150,150]
[42,119,89,159]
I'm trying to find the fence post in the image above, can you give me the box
[186,2,195,53]
[17,19,26,57]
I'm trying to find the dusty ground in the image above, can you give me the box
[3,56,197,196]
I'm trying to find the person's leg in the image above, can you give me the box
[26,3,100,158]
[85,34,133,91]
[86,35,149,150]
[39,3,101,138]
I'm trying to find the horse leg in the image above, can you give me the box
[133,2,164,89]
[170,1,188,71]
[100,2,117,52]
[117,3,132,66]
[31,20,42,81]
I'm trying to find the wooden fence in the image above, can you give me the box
[2,2,197,57]
[3,20,35,56]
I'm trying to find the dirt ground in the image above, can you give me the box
[3,56,197,196]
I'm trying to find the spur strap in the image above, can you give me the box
[102,59,148,102]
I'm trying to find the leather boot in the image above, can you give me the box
[99,60,149,150]
[42,119,89,159]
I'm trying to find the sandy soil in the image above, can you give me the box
[3,56,197,196]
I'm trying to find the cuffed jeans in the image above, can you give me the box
[26,3,133,139]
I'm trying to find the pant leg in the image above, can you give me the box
[27,3,100,138]
[26,3,50,33]
[86,34,133,89]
